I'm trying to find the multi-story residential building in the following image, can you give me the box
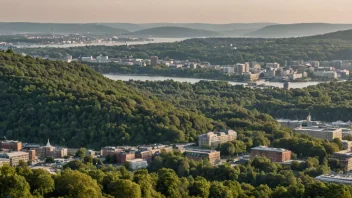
[150,56,159,66]
[236,63,245,74]
[294,127,342,141]
[223,67,235,74]
[243,72,260,81]
[198,130,237,148]
[128,159,148,170]
[135,150,153,162]
[0,140,22,151]
[289,73,303,80]
[313,71,338,79]
[116,151,135,163]
[250,146,291,163]
[266,63,280,68]
[244,62,250,73]
[330,150,352,171]
[101,147,121,157]
[0,151,29,166]
[184,149,220,165]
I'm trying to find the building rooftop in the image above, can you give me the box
[251,146,289,153]
[128,159,147,162]
[0,151,28,158]
[184,149,219,154]
[332,150,352,157]
[295,126,341,133]
[316,174,352,184]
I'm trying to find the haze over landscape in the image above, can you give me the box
[1,0,352,23]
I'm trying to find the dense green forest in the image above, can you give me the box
[0,50,217,148]
[16,35,352,65]
[90,63,244,81]
[2,146,352,198]
[128,80,352,122]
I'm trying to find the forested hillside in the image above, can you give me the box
[128,80,352,122]
[0,50,215,148]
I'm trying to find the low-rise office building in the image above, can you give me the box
[184,149,220,165]
[0,151,29,166]
[294,127,342,141]
[116,151,135,163]
[128,159,148,170]
[250,146,291,163]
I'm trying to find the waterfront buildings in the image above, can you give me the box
[250,146,291,163]
[198,130,237,148]
[151,56,159,66]
[184,149,220,165]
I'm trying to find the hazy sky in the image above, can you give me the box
[1,0,352,24]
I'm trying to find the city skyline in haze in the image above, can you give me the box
[1,0,352,24]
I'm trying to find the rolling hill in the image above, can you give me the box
[104,23,276,36]
[0,50,213,148]
[0,22,130,34]
[132,26,220,38]
[309,29,352,41]
[247,23,352,38]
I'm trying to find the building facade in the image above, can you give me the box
[0,140,22,151]
[250,146,291,163]
[0,152,29,166]
[128,159,148,170]
[330,150,352,171]
[294,127,342,141]
[184,149,220,165]
[198,130,237,148]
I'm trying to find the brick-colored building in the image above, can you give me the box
[27,150,36,161]
[0,140,22,151]
[250,146,291,163]
[34,140,68,159]
[101,147,121,157]
[116,152,135,163]
[0,151,29,166]
[136,150,153,162]
[184,149,220,165]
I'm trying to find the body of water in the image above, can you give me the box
[104,74,324,89]
[16,38,187,48]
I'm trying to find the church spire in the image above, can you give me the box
[307,112,311,122]
[46,138,51,147]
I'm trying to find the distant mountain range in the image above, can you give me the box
[0,22,130,34]
[1,22,352,38]
[132,26,220,38]
[247,23,352,38]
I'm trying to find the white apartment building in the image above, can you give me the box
[198,130,237,148]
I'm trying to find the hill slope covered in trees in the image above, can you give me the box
[310,29,352,41]
[247,23,352,38]
[0,50,215,148]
